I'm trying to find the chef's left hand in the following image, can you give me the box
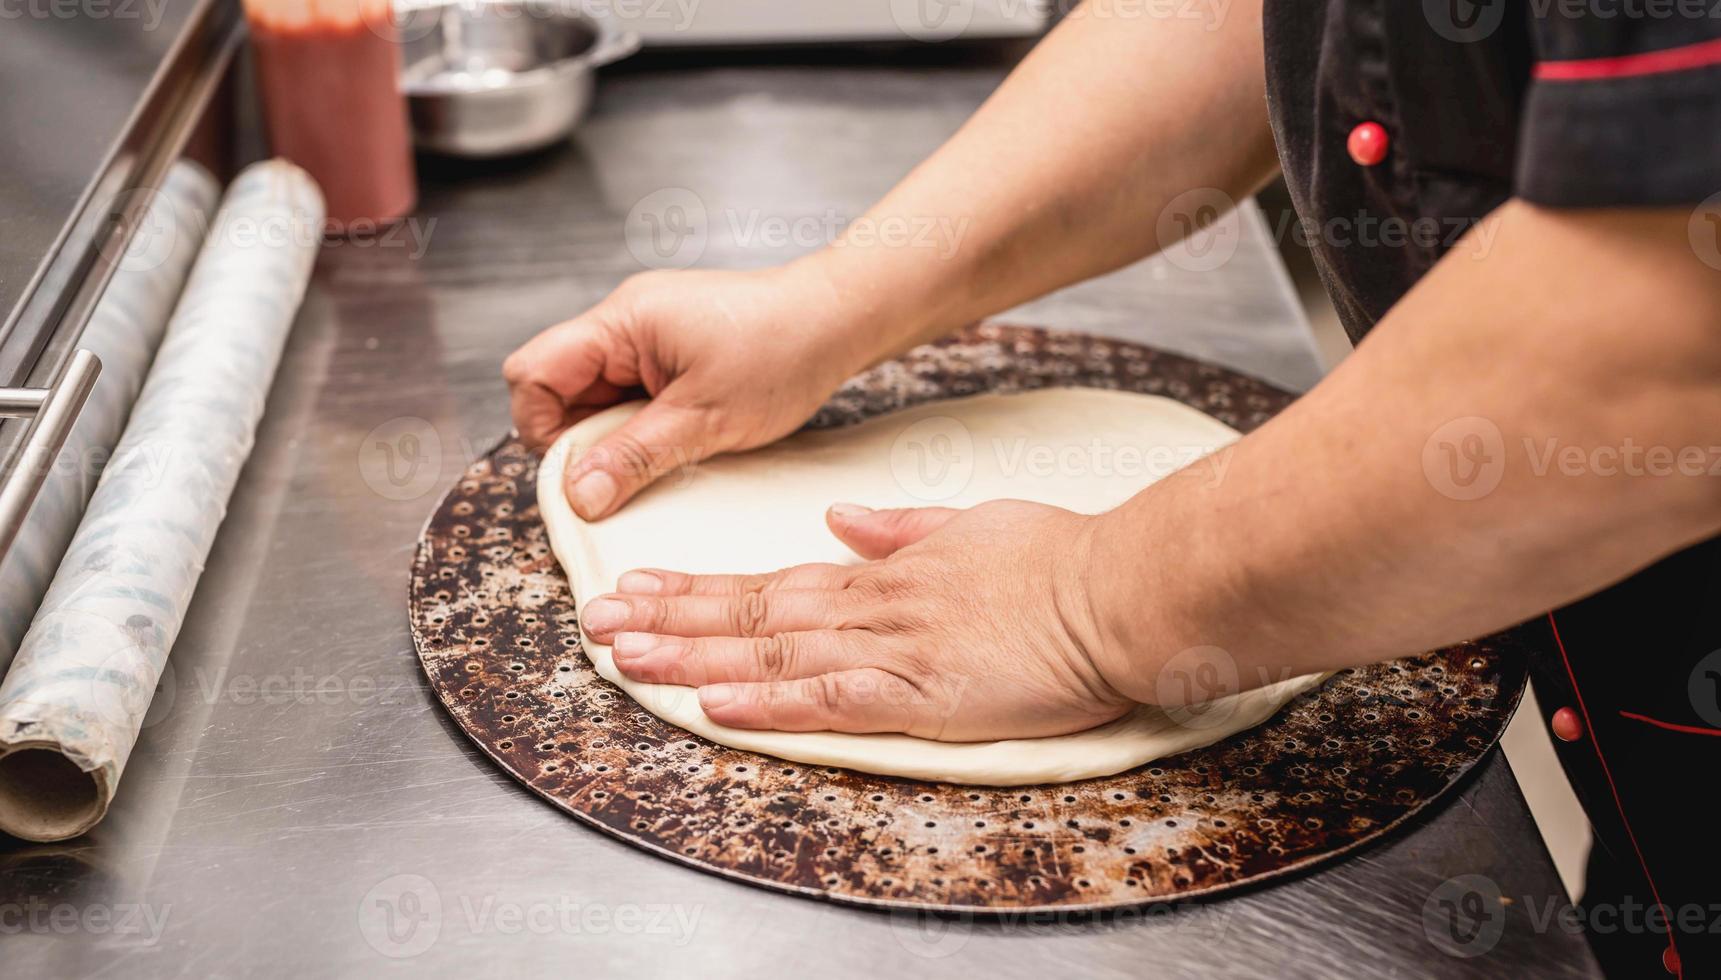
[578,501,1140,740]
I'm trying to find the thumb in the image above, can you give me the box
[825,503,961,559]
[565,399,709,520]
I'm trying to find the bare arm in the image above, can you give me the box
[1084,203,1721,698]
[581,203,1721,738]
[803,0,1280,364]
[507,0,1279,518]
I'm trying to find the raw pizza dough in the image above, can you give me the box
[539,388,1324,785]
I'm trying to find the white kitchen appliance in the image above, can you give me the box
[607,0,1049,47]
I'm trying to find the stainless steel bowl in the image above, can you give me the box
[398,0,639,158]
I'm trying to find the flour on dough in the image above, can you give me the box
[539,388,1324,785]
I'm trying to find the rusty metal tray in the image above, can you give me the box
[409,324,1530,914]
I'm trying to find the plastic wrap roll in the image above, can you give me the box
[0,160,325,841]
[0,161,222,670]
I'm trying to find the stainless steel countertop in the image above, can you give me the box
[0,0,191,332]
[0,52,1599,978]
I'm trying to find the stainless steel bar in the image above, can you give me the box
[0,391,49,416]
[0,350,102,562]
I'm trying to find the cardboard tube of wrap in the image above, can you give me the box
[0,160,325,841]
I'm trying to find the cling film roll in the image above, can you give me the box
[0,160,325,841]
[0,161,222,669]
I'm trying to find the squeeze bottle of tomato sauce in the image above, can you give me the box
[245,0,417,232]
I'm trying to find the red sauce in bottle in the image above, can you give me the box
[246,0,416,231]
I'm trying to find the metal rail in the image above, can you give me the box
[0,0,241,565]
[0,350,102,560]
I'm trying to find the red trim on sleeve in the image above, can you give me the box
[1620,710,1721,737]
[1547,613,1681,978]
[1535,36,1721,81]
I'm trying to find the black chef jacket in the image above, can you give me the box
[1262,3,1721,978]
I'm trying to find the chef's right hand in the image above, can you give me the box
[504,264,874,520]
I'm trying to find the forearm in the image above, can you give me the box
[1087,202,1721,699]
[799,0,1278,364]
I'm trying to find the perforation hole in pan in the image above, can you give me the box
[410,323,1531,913]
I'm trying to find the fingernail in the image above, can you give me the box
[581,597,628,634]
[569,470,618,520]
[612,632,657,659]
[698,685,736,710]
[828,502,872,519]
[617,570,663,594]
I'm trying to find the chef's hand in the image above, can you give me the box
[503,265,873,520]
[578,500,1145,740]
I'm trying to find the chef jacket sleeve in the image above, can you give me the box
[1516,5,1721,206]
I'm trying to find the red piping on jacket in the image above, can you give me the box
[1546,612,1681,977]
[1619,710,1721,737]
[1536,36,1721,81]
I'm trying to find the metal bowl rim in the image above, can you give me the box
[398,0,636,96]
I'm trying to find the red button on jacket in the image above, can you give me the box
[1551,707,1584,742]
[1347,121,1389,166]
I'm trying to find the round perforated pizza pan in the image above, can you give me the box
[410,323,1532,914]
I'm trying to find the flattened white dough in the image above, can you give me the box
[539,388,1324,785]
